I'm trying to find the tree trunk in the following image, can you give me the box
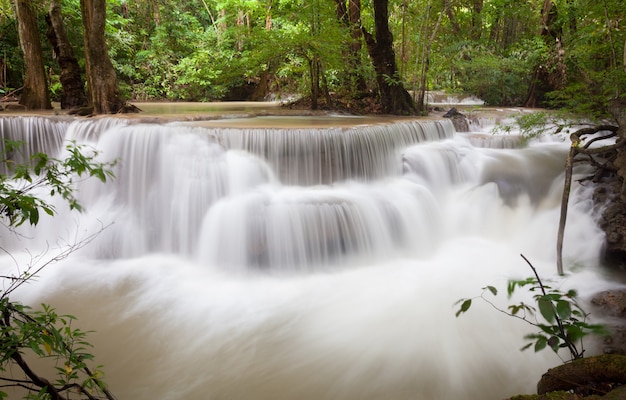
[443,0,460,36]
[416,3,446,115]
[362,0,415,115]
[470,0,483,40]
[15,0,52,110]
[46,0,87,109]
[524,0,564,107]
[347,0,366,92]
[333,0,367,94]
[309,56,320,110]
[80,0,124,114]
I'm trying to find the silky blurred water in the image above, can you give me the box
[0,113,617,400]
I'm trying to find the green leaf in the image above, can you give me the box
[508,304,521,315]
[538,323,558,335]
[566,324,584,342]
[566,289,578,298]
[534,336,547,352]
[29,341,44,357]
[538,296,556,323]
[507,281,516,297]
[484,286,497,296]
[28,209,39,225]
[520,342,533,351]
[455,299,472,317]
[556,300,571,320]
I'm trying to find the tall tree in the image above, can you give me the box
[415,0,447,114]
[46,0,87,109]
[80,0,124,113]
[333,0,367,94]
[470,0,483,40]
[14,0,51,110]
[362,0,415,115]
[524,0,565,107]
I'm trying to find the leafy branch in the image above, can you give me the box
[0,141,117,228]
[455,254,606,362]
[0,138,117,399]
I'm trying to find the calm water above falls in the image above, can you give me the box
[0,113,618,400]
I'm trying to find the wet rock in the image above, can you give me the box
[537,354,626,396]
[443,107,463,118]
[443,107,469,132]
[594,180,626,269]
[506,392,583,399]
[592,291,626,318]
[590,290,626,355]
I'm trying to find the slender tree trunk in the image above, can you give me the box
[443,0,460,36]
[80,0,124,113]
[15,0,51,110]
[347,0,366,92]
[416,2,446,114]
[399,0,408,76]
[333,0,367,93]
[524,0,564,107]
[265,0,272,30]
[309,56,320,109]
[470,0,483,40]
[236,9,245,51]
[46,0,87,109]
[309,0,319,109]
[362,0,415,115]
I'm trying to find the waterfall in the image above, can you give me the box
[0,114,616,400]
[0,116,68,171]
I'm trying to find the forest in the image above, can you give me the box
[1,0,624,116]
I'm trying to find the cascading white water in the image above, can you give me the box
[0,114,618,400]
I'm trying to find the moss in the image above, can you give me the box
[507,392,582,400]
[537,354,626,395]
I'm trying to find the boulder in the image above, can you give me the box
[537,354,626,395]
[443,107,470,132]
[592,291,626,318]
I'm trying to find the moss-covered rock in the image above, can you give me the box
[537,354,626,395]
[507,391,583,399]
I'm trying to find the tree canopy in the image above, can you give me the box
[1,0,624,115]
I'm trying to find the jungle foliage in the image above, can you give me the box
[1,0,625,114]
